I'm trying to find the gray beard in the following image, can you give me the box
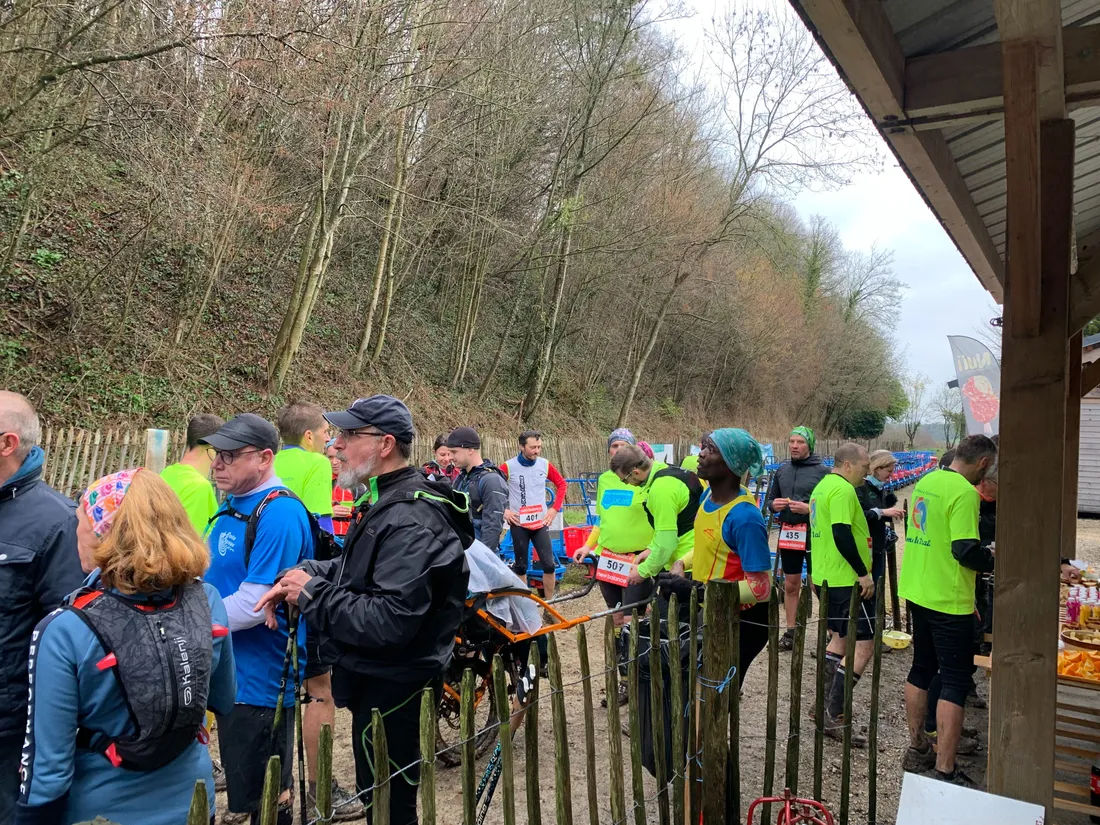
[338,456,378,490]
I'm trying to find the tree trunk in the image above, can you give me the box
[617,272,687,427]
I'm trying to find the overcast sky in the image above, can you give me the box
[661,0,1001,389]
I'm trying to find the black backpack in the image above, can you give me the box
[643,465,704,537]
[66,580,218,771]
[211,488,342,565]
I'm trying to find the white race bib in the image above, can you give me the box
[777,523,808,552]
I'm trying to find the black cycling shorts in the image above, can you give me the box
[511,524,557,574]
[780,549,811,577]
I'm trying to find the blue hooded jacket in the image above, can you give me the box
[0,447,84,739]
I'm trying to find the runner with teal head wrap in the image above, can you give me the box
[791,426,816,454]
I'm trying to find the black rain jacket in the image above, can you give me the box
[297,466,472,688]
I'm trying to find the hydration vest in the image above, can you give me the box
[65,579,221,771]
[210,487,340,563]
[643,465,703,537]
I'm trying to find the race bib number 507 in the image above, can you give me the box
[596,552,634,587]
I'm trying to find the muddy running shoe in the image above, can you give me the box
[305,781,363,822]
[516,662,538,706]
[926,767,978,789]
[966,689,987,710]
[779,629,795,651]
[926,730,981,754]
[601,682,629,708]
[823,711,867,748]
[213,759,227,792]
[222,812,249,825]
[902,742,936,772]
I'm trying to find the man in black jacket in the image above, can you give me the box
[0,392,84,821]
[257,395,471,825]
[448,426,508,554]
[766,426,829,650]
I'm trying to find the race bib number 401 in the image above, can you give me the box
[596,552,635,587]
[518,504,544,525]
[777,523,808,552]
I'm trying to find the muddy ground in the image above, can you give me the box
[212,514,1100,825]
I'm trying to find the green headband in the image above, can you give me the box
[791,426,815,453]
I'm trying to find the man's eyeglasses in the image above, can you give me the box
[213,448,263,465]
[339,428,388,441]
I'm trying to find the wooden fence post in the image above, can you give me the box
[667,593,685,825]
[687,587,700,825]
[813,582,829,803]
[187,778,208,825]
[701,581,734,825]
[604,617,627,825]
[628,609,645,825]
[420,689,437,825]
[317,723,333,824]
[460,668,476,825]
[867,579,886,825]
[784,586,810,795]
[492,655,517,825]
[762,585,780,824]
[728,586,741,825]
[525,644,543,825]
[649,599,670,825]
[372,708,390,825]
[258,756,281,825]
[839,584,859,825]
[548,633,573,825]
[576,624,600,825]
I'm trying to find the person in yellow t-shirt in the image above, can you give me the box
[810,442,873,748]
[899,434,996,788]
[272,402,358,819]
[160,414,224,536]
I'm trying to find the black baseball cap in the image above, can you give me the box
[199,413,280,453]
[324,395,415,443]
[446,427,481,449]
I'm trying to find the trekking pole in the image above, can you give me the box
[270,605,298,758]
[290,611,308,825]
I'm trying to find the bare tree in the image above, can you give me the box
[898,374,930,449]
[932,384,965,449]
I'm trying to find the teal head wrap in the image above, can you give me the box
[790,426,816,453]
[710,428,765,479]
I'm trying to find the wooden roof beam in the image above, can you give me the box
[791,0,1005,299]
[904,24,1100,125]
[994,0,1066,120]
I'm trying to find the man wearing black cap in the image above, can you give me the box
[256,396,471,825]
[203,413,314,825]
[449,426,508,554]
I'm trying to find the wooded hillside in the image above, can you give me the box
[0,0,904,437]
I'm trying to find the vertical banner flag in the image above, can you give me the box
[947,336,1001,436]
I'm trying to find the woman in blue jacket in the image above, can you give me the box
[16,468,236,825]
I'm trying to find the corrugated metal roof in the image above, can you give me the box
[874,1,1100,265]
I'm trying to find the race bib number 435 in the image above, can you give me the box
[777,523,808,552]
[596,552,634,587]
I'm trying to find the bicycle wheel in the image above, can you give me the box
[436,648,499,768]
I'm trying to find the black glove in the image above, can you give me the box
[656,572,705,603]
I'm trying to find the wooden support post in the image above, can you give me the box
[812,582,829,803]
[867,580,886,825]
[701,582,734,825]
[576,625,599,825]
[258,757,281,825]
[687,587,700,825]
[989,113,1075,817]
[460,668,476,825]
[1082,357,1100,397]
[762,586,780,824]
[649,601,670,825]
[627,610,645,825]
[187,779,208,825]
[525,644,542,825]
[784,586,810,795]
[728,587,741,825]
[372,708,390,825]
[1067,330,1083,560]
[667,594,686,825]
[604,617,628,825]
[491,656,517,825]
[1002,40,1042,338]
[317,723,333,825]
[839,585,859,825]
[420,690,437,825]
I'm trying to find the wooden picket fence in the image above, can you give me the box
[38,426,906,499]
[159,580,886,825]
